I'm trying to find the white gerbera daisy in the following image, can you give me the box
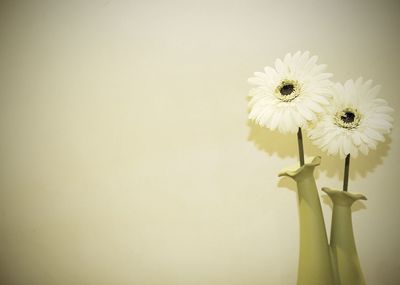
[248,51,333,134]
[308,78,393,158]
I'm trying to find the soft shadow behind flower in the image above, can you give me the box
[247,120,298,159]
[247,119,306,193]
[307,128,392,180]
[248,117,392,182]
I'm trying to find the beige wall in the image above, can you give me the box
[0,0,399,284]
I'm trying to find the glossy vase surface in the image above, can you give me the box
[279,157,336,285]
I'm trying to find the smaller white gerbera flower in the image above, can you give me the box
[308,78,394,158]
[248,51,332,134]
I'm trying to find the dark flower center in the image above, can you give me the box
[275,80,300,102]
[280,84,294,96]
[335,108,361,130]
[341,112,355,123]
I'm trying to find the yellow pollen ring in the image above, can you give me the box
[275,79,301,102]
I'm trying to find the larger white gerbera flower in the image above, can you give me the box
[248,51,332,134]
[308,78,393,158]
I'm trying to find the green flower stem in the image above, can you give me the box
[343,154,350,192]
[297,127,305,167]
[279,157,336,285]
[322,188,367,285]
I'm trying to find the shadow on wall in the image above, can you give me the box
[247,120,392,212]
[247,120,392,180]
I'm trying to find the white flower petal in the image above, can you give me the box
[306,78,393,159]
[247,51,333,134]
[296,103,315,121]
[351,131,362,146]
[270,110,282,131]
[342,136,351,155]
[275,58,286,74]
[311,94,330,105]
[364,128,385,142]
[304,99,324,113]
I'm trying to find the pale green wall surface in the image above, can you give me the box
[0,0,399,284]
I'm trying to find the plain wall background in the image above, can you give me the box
[0,0,399,284]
